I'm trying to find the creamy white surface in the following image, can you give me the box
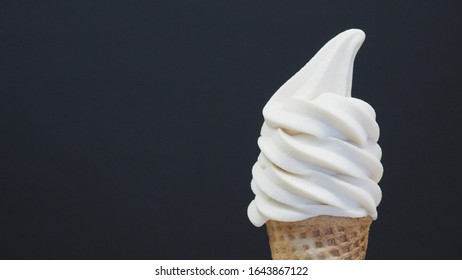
[248,29,383,227]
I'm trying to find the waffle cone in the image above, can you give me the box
[266,215,372,260]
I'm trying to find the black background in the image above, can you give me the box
[1,1,461,259]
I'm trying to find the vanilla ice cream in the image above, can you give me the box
[247,29,383,227]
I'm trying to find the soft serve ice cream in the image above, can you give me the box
[247,29,383,227]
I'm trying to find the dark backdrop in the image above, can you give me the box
[1,1,461,259]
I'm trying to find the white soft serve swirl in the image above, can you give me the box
[247,29,383,227]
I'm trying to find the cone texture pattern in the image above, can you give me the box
[266,215,372,260]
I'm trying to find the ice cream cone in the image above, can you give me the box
[247,30,382,259]
[266,215,372,260]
